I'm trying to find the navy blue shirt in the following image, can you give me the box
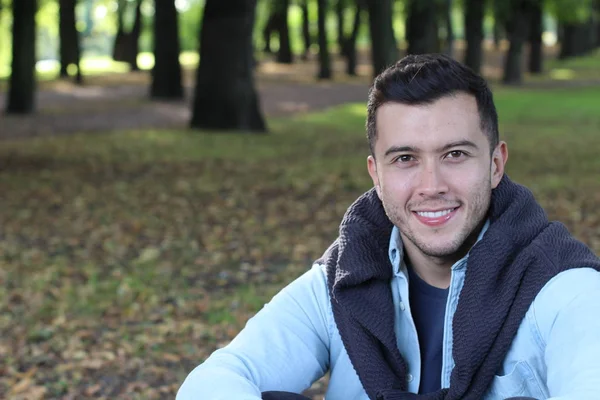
[407,265,449,394]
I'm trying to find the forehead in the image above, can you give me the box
[374,94,485,152]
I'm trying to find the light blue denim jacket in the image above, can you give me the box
[177,223,600,399]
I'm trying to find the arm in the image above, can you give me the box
[177,264,331,400]
[538,268,600,400]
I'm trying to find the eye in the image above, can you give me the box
[395,155,415,163]
[445,150,466,159]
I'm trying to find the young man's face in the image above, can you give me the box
[367,93,507,262]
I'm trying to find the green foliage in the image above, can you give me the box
[546,0,595,23]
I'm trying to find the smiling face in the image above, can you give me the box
[367,93,507,265]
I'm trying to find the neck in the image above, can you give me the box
[401,219,487,289]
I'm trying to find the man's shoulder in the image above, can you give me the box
[531,268,600,340]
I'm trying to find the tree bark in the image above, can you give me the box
[59,0,83,84]
[317,0,332,79]
[336,0,346,55]
[503,0,529,85]
[7,0,37,114]
[128,0,143,71]
[406,0,437,55]
[190,0,266,132]
[528,0,543,74]
[464,0,484,74]
[300,0,311,59]
[275,0,293,64]
[444,0,454,57]
[112,0,143,70]
[151,0,183,99]
[559,24,584,59]
[113,0,127,61]
[492,0,504,49]
[262,11,277,53]
[366,0,397,76]
[345,0,363,76]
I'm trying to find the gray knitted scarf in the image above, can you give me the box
[317,175,600,400]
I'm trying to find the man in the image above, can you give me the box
[177,54,600,400]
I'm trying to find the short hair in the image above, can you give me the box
[366,54,499,156]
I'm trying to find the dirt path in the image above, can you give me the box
[0,56,375,141]
[0,46,598,141]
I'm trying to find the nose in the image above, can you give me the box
[417,162,449,197]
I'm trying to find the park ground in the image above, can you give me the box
[1,48,599,399]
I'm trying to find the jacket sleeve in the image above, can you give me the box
[537,268,600,400]
[176,264,332,400]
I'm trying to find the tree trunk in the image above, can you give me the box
[366,0,397,76]
[59,0,83,84]
[597,0,600,48]
[444,0,454,57]
[300,0,311,59]
[464,0,484,74]
[128,0,143,71]
[406,0,437,55]
[492,0,503,49]
[528,0,543,74]
[113,0,127,61]
[262,11,277,53]
[112,0,143,70]
[583,17,597,53]
[559,24,584,59]
[7,0,37,114]
[317,0,332,79]
[336,0,346,55]
[151,0,183,99]
[503,1,529,85]
[190,0,266,131]
[345,1,363,76]
[276,0,293,64]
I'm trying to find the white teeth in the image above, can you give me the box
[416,209,455,218]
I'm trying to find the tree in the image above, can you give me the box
[442,0,454,56]
[300,0,312,59]
[366,0,397,75]
[492,0,505,49]
[317,0,332,79]
[336,0,346,55]
[502,0,530,85]
[151,0,183,99]
[405,0,437,55]
[6,0,37,114]
[550,0,597,58]
[342,0,364,76]
[261,1,293,63]
[190,0,266,132]
[59,0,83,84]
[276,0,293,63]
[528,0,543,74]
[464,0,485,74]
[113,0,144,71]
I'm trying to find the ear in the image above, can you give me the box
[367,155,382,198]
[491,141,508,189]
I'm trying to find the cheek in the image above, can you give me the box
[380,171,414,200]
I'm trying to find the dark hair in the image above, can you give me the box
[366,53,499,156]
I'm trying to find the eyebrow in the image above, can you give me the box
[383,140,479,157]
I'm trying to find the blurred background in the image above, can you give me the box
[0,0,599,399]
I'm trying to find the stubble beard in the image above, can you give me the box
[381,182,492,260]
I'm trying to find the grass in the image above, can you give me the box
[1,82,600,398]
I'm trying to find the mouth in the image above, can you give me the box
[413,206,459,227]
